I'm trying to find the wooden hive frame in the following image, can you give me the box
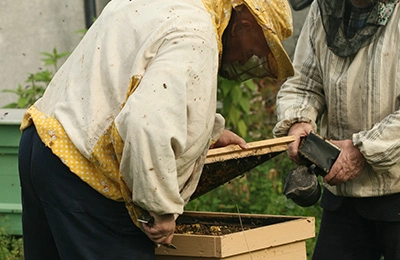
[191,136,295,200]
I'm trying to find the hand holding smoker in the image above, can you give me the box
[283,132,341,207]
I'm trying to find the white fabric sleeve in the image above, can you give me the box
[353,110,400,171]
[211,113,225,144]
[273,3,323,137]
[114,29,218,215]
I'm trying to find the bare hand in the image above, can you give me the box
[324,139,366,186]
[287,122,314,164]
[141,212,175,246]
[210,129,248,149]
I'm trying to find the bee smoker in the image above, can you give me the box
[283,132,341,207]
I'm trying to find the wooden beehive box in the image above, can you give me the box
[155,211,315,260]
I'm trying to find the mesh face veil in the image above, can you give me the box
[202,0,294,81]
[219,54,278,81]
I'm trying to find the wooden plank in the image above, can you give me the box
[191,136,295,200]
[156,242,306,260]
[156,236,218,257]
[225,241,307,260]
[205,136,295,164]
[218,217,314,257]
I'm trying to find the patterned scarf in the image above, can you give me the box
[317,0,399,57]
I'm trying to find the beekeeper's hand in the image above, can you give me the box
[210,129,248,149]
[141,212,175,246]
[287,122,314,164]
[324,139,365,186]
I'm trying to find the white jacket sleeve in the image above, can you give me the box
[115,28,219,215]
[274,3,324,137]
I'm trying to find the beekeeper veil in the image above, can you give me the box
[202,0,294,81]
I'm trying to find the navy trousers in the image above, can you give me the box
[312,190,400,260]
[18,125,155,260]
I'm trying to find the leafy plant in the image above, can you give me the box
[2,48,70,108]
[0,228,23,260]
[217,77,257,139]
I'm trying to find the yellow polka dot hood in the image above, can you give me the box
[202,0,294,79]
